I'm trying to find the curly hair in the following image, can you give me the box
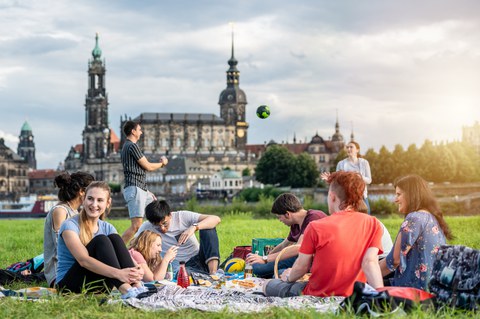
[54,171,95,202]
[394,174,453,240]
[327,171,367,212]
[128,230,162,270]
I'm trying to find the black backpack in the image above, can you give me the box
[428,245,480,310]
[340,281,435,315]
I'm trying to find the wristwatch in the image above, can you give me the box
[262,255,268,263]
[192,223,199,231]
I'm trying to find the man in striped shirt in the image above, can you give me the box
[121,120,169,244]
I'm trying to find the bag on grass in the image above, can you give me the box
[340,281,435,316]
[251,238,283,256]
[6,253,44,274]
[428,244,479,310]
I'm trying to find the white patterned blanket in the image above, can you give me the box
[119,285,343,313]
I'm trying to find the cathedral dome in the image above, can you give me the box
[21,121,32,132]
[219,87,247,104]
[310,133,324,144]
[92,33,102,60]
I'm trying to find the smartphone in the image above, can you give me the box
[175,234,182,244]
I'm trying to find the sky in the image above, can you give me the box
[1,0,480,169]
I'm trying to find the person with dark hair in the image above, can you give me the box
[379,174,453,290]
[43,171,95,287]
[120,120,169,244]
[56,182,145,298]
[265,171,384,297]
[134,199,221,275]
[245,193,327,278]
[322,141,372,214]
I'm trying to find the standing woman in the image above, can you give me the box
[44,171,95,288]
[379,174,453,290]
[56,181,144,298]
[323,141,372,214]
[128,230,178,282]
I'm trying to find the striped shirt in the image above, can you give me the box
[121,139,147,190]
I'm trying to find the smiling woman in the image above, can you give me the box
[55,181,146,299]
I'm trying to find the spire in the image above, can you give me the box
[350,121,355,142]
[92,33,102,60]
[335,109,340,134]
[226,23,239,86]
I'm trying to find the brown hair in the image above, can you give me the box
[327,171,367,213]
[128,230,162,269]
[394,174,453,240]
[78,181,111,246]
[271,193,303,215]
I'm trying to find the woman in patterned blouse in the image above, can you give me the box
[379,174,453,290]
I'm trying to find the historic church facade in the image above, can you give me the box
[64,34,345,194]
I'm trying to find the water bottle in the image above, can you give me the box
[177,261,190,288]
[166,262,173,281]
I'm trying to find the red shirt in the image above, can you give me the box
[300,211,383,297]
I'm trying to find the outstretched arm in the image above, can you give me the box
[137,155,168,172]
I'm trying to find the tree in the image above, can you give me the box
[288,152,319,187]
[242,167,251,176]
[255,145,295,186]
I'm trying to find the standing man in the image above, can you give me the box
[245,193,327,278]
[264,171,384,297]
[121,120,168,244]
[135,199,221,275]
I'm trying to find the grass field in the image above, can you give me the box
[1,214,479,318]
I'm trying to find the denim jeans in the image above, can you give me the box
[184,228,220,275]
[252,256,297,279]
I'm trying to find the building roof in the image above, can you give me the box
[135,113,225,125]
[28,169,58,179]
[21,121,32,132]
[218,169,241,179]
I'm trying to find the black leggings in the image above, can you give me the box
[57,233,134,293]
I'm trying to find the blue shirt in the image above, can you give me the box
[56,215,117,283]
[386,211,446,290]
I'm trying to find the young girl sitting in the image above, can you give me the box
[128,230,178,282]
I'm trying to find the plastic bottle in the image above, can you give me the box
[166,262,173,281]
[177,261,190,288]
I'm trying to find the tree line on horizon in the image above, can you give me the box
[253,140,480,187]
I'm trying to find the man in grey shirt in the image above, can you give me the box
[121,120,168,243]
[135,199,221,275]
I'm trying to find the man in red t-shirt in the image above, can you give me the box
[246,193,327,278]
[264,172,384,297]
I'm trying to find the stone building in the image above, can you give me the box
[17,121,37,170]
[0,138,29,200]
[28,169,58,195]
[63,33,346,196]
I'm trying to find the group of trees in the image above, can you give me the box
[254,140,480,187]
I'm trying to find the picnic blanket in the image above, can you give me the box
[118,284,344,313]
[0,285,57,300]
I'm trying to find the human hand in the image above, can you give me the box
[164,246,178,262]
[129,266,144,284]
[280,268,291,282]
[160,156,168,166]
[320,172,330,181]
[245,253,263,265]
[176,227,195,245]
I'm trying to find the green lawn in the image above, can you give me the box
[0,214,479,318]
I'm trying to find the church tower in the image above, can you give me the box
[82,33,111,160]
[17,121,36,169]
[218,30,249,150]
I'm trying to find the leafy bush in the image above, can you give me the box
[238,186,283,202]
[370,197,397,216]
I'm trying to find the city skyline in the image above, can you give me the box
[1,1,480,169]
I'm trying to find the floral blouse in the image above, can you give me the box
[385,211,446,290]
